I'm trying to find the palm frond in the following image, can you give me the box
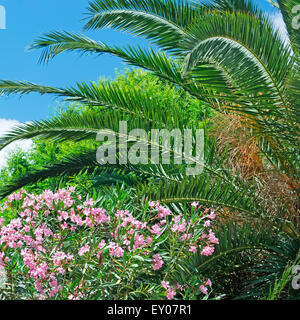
[0,79,187,129]
[0,150,98,199]
[0,148,182,199]
[84,0,198,53]
[141,174,263,217]
[183,11,294,109]
[239,238,300,299]
[169,222,283,297]
[201,0,262,16]
[0,109,235,183]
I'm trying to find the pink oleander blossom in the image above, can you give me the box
[189,246,197,254]
[109,242,124,258]
[201,246,215,256]
[200,285,208,295]
[157,206,171,219]
[150,224,162,235]
[208,229,219,244]
[207,212,216,220]
[167,287,176,300]
[191,202,199,209]
[176,283,184,291]
[78,245,90,256]
[204,220,211,227]
[205,279,212,287]
[161,281,170,289]
[152,254,164,271]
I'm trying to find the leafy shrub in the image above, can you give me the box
[0,188,220,300]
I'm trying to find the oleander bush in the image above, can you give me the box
[0,188,221,300]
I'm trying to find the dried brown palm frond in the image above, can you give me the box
[209,112,299,228]
[209,112,264,179]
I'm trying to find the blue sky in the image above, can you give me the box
[0,0,150,122]
[0,0,281,123]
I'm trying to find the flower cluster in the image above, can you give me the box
[152,254,164,271]
[0,187,111,299]
[0,189,219,300]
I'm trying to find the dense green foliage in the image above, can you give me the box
[0,0,299,300]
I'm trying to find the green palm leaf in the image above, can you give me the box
[84,0,202,54]
[183,11,294,109]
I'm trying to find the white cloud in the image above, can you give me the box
[0,119,33,170]
[271,12,290,45]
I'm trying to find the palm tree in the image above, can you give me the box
[0,0,298,228]
[0,0,299,299]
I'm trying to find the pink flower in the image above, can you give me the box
[191,202,199,209]
[157,206,171,218]
[146,236,153,244]
[207,211,216,220]
[177,222,187,233]
[53,251,67,265]
[172,214,182,224]
[109,242,124,258]
[204,220,211,227]
[60,211,69,220]
[180,233,191,241]
[68,186,76,193]
[61,222,68,230]
[189,246,197,254]
[150,224,162,235]
[35,280,44,294]
[208,229,219,244]
[152,254,164,271]
[148,201,158,208]
[205,279,212,287]
[123,239,130,246]
[167,287,176,300]
[161,281,170,289]
[171,224,179,233]
[98,240,106,250]
[97,240,106,259]
[201,246,215,256]
[200,285,208,295]
[176,283,184,291]
[83,198,94,207]
[66,254,74,261]
[93,208,110,225]
[57,267,65,274]
[78,245,90,256]
[133,234,146,250]
[160,219,167,225]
